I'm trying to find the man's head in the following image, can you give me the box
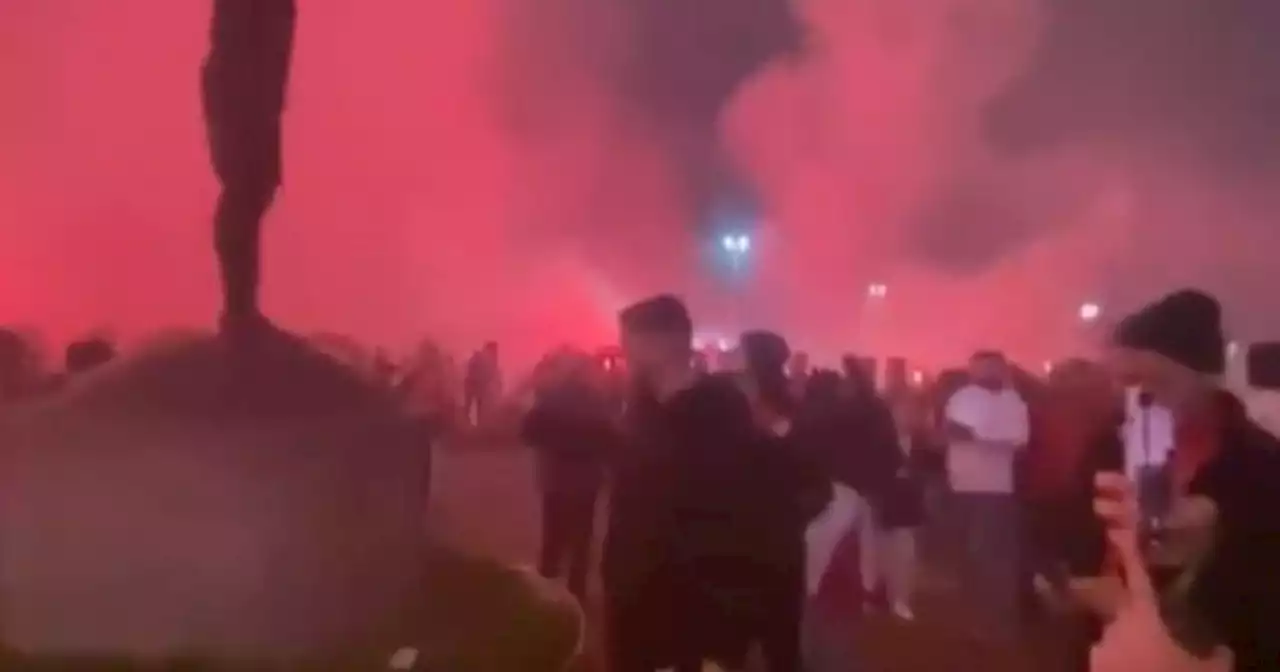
[1109,289,1225,413]
[618,295,694,385]
[483,341,499,359]
[968,350,1009,390]
[740,331,793,413]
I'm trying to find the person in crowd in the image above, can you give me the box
[65,336,117,376]
[1022,358,1126,672]
[943,349,1030,641]
[601,295,772,672]
[463,341,501,428]
[522,351,615,601]
[1097,289,1280,671]
[0,328,43,401]
[796,366,901,599]
[861,393,932,621]
[1090,472,1236,672]
[732,331,833,672]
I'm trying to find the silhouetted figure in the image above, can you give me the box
[523,354,614,600]
[202,0,296,335]
[65,337,117,376]
[735,331,832,672]
[463,342,501,428]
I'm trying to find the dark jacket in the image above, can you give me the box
[603,375,764,584]
[1023,410,1124,578]
[748,428,833,565]
[601,375,797,665]
[792,393,902,501]
[876,430,939,530]
[1182,392,1280,672]
[521,382,614,496]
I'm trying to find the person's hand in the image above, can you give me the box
[1152,496,1218,568]
[1089,472,1233,672]
[1032,573,1128,620]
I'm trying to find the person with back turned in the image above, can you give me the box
[202,0,296,337]
[522,351,614,601]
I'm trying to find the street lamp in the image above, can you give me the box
[1079,302,1101,323]
[867,283,888,299]
[721,233,751,255]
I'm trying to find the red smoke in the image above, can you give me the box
[4,0,1279,372]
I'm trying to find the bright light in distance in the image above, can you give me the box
[721,234,751,253]
[1042,360,1054,374]
[911,370,924,385]
[1079,302,1101,322]
[716,338,731,352]
[867,283,888,299]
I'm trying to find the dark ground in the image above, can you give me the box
[428,444,1065,672]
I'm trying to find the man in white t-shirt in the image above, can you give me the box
[943,350,1029,640]
[1123,387,1175,480]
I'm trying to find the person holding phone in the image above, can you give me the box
[1090,472,1234,672]
[1099,289,1280,671]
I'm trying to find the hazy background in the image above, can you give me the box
[3,0,1279,369]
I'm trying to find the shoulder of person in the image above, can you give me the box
[1189,394,1280,524]
[688,374,752,412]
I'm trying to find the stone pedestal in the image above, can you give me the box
[0,335,431,662]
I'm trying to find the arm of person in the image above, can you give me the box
[520,405,554,449]
[975,396,1031,452]
[942,390,978,441]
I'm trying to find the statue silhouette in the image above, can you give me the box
[202,0,296,334]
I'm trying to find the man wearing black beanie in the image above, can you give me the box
[1104,289,1280,671]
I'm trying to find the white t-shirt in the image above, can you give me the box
[944,384,1029,494]
[1122,387,1175,480]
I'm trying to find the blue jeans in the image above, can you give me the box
[947,492,1020,635]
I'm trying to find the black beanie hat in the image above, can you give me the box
[1113,289,1226,375]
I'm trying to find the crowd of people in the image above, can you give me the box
[2,287,1278,672]
[518,289,1280,672]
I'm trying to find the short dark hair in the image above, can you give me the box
[971,350,1006,363]
[619,294,693,340]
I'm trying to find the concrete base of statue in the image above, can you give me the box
[0,332,435,663]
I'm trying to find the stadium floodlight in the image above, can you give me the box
[721,233,751,254]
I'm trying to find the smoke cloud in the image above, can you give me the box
[3,0,1278,369]
[725,0,1280,364]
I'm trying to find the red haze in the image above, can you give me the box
[5,0,1280,371]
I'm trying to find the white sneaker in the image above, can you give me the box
[891,601,915,621]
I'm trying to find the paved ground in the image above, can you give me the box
[427,444,1064,672]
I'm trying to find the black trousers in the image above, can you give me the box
[537,489,597,598]
[463,387,489,427]
[605,559,802,672]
